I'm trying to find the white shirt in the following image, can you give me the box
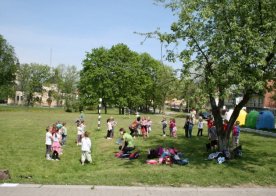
[198,121,204,129]
[107,121,112,130]
[53,132,61,142]
[45,132,52,145]
[80,123,86,132]
[81,137,91,152]
[77,126,83,135]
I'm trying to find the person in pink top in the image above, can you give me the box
[51,125,62,160]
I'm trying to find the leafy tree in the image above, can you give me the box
[178,78,208,112]
[79,43,174,114]
[62,65,80,112]
[17,63,51,106]
[0,34,19,100]
[154,64,177,113]
[46,64,79,110]
[79,47,111,113]
[156,0,276,150]
[48,64,65,106]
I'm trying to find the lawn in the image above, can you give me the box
[0,106,275,186]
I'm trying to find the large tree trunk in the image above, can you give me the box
[210,91,251,151]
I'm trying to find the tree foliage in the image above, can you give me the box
[17,63,51,106]
[79,43,175,114]
[156,0,276,150]
[0,34,19,100]
[16,63,80,109]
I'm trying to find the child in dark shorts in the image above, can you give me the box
[208,125,218,150]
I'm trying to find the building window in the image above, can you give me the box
[16,96,20,101]
[258,98,263,107]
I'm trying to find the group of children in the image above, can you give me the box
[161,117,177,137]
[106,117,117,139]
[45,122,67,161]
[75,119,92,165]
[45,117,92,165]
[206,115,241,150]
[45,111,241,164]
[128,116,152,139]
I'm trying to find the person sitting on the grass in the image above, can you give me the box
[119,128,135,154]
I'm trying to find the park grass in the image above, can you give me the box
[0,107,276,186]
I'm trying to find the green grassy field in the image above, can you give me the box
[0,106,275,186]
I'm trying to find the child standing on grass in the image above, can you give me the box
[147,117,152,135]
[232,121,240,147]
[81,131,92,165]
[197,117,204,136]
[52,127,62,160]
[170,118,177,137]
[45,126,53,160]
[106,118,112,139]
[76,121,83,146]
[161,117,167,136]
[110,117,117,139]
[61,122,67,145]
[141,116,148,139]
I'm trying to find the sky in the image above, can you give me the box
[0,0,181,70]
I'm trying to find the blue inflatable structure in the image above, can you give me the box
[256,111,275,130]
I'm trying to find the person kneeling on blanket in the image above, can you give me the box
[119,128,135,153]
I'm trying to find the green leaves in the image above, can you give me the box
[0,34,18,99]
[157,0,276,149]
[79,43,176,112]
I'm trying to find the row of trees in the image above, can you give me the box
[78,43,178,114]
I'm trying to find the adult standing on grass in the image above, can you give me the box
[81,131,92,165]
[119,128,135,153]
